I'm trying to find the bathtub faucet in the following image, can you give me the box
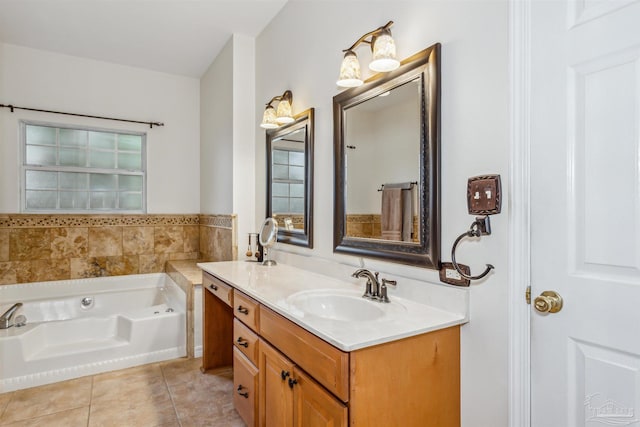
[0,303,23,329]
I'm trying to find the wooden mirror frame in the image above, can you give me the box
[333,43,440,268]
[266,108,314,248]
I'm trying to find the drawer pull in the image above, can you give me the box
[237,306,249,315]
[288,378,298,389]
[281,370,290,381]
[237,385,249,398]
[209,284,218,291]
[236,337,249,348]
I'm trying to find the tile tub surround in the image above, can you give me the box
[199,214,236,262]
[166,260,204,359]
[198,261,468,351]
[0,214,237,285]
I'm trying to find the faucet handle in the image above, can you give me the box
[382,278,397,287]
[378,278,397,303]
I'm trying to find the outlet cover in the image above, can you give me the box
[439,262,471,287]
[467,174,501,215]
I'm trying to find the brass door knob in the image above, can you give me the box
[534,290,563,313]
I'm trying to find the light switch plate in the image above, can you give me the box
[439,262,470,287]
[467,174,501,215]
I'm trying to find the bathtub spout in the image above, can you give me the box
[0,302,23,329]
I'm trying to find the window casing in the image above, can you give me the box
[20,121,146,213]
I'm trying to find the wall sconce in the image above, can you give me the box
[260,90,294,129]
[337,21,400,88]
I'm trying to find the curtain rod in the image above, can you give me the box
[0,103,164,129]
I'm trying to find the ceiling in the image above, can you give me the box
[0,0,288,78]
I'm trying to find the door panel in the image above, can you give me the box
[530,0,640,426]
[293,368,347,427]
[259,339,294,427]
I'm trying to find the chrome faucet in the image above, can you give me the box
[352,269,380,299]
[352,269,397,303]
[0,303,23,329]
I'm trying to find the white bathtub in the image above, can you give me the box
[0,273,186,392]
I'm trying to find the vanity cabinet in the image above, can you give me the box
[201,271,461,427]
[201,273,233,372]
[259,338,347,427]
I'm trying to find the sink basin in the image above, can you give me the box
[285,289,404,322]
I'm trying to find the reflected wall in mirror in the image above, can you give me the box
[334,43,440,268]
[266,108,314,248]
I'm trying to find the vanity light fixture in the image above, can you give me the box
[260,90,294,129]
[337,21,400,88]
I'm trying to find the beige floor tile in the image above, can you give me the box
[91,363,167,404]
[0,393,12,419]
[168,368,241,425]
[88,395,178,427]
[0,406,89,427]
[0,377,92,424]
[160,357,206,386]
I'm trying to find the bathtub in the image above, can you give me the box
[0,273,186,392]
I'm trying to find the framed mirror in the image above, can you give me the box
[266,108,314,248]
[333,44,440,268]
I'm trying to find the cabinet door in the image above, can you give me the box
[259,339,294,427]
[293,368,347,427]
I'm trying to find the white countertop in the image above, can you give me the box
[198,260,466,352]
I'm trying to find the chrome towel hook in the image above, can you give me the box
[450,216,495,281]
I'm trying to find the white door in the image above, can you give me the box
[530,0,640,426]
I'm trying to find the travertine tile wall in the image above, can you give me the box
[345,214,419,242]
[0,214,237,285]
[199,214,236,262]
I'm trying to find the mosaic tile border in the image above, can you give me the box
[198,214,235,229]
[0,214,201,229]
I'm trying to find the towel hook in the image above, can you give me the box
[450,216,494,281]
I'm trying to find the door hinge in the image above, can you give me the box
[525,286,531,305]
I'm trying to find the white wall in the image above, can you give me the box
[201,38,234,214]
[254,2,509,426]
[0,43,200,214]
[200,34,255,249]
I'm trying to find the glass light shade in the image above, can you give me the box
[276,100,294,124]
[337,51,363,88]
[369,33,400,72]
[260,106,279,129]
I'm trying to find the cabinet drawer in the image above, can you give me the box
[203,273,233,307]
[234,347,258,427]
[259,306,349,402]
[234,290,260,332]
[234,318,260,366]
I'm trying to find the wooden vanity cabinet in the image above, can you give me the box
[202,272,461,427]
[234,347,259,427]
[201,272,233,372]
[259,339,347,427]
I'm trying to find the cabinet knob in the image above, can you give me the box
[237,385,249,398]
[236,337,249,348]
[237,306,249,315]
[281,370,290,381]
[209,284,218,291]
[288,378,298,389]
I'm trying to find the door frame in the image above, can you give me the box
[508,0,532,426]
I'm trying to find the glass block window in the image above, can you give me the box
[271,149,305,214]
[21,122,146,212]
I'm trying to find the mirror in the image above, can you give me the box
[259,217,279,266]
[333,44,440,268]
[266,108,314,248]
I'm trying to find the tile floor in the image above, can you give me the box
[0,358,245,427]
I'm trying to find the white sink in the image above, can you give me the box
[285,289,406,322]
